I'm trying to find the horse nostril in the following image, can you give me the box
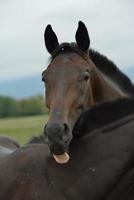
[63,123,71,142]
[63,123,69,133]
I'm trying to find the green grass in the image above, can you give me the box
[0,115,48,145]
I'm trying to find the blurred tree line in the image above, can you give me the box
[0,95,48,118]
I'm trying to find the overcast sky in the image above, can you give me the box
[0,0,134,82]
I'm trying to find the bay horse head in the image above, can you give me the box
[42,21,123,161]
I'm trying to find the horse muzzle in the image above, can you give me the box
[44,121,72,163]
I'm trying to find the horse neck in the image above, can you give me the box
[90,66,125,104]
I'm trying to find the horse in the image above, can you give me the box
[42,21,134,160]
[0,21,134,199]
[0,100,134,199]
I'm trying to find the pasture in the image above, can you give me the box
[0,115,48,145]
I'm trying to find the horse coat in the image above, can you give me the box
[0,114,134,200]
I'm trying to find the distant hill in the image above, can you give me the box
[0,68,133,99]
[0,74,44,99]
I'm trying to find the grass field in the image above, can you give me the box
[0,115,48,145]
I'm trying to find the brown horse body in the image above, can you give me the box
[0,114,134,200]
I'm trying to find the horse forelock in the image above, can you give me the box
[50,42,87,62]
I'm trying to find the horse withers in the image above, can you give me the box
[42,21,134,161]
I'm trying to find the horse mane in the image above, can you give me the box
[50,43,134,97]
[89,49,134,97]
[28,98,134,144]
[28,134,45,144]
[73,97,134,137]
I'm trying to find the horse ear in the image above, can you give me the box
[44,24,59,54]
[75,21,90,52]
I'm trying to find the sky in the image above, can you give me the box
[0,0,134,82]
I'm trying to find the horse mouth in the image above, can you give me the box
[49,142,70,164]
[44,123,72,164]
[53,152,70,164]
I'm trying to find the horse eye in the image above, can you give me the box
[83,71,90,81]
